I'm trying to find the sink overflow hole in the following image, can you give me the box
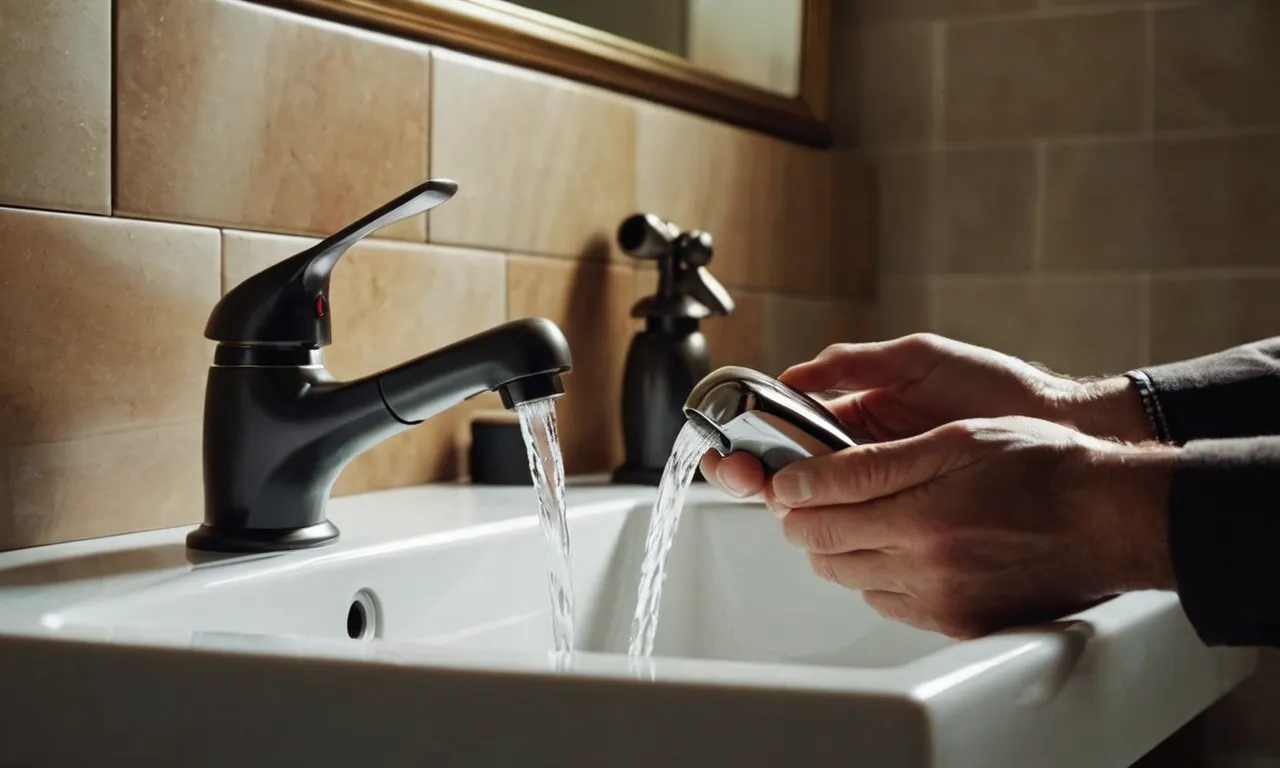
[347,589,379,641]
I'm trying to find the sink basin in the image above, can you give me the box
[0,484,1254,767]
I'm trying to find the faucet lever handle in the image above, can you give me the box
[679,264,735,317]
[205,179,458,347]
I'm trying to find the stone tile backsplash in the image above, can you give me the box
[0,0,867,549]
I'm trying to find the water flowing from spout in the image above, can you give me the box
[515,398,576,653]
[628,419,719,657]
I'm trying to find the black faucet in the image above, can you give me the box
[613,214,733,485]
[187,180,573,553]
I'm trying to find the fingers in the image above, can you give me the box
[700,450,766,499]
[778,334,942,393]
[861,590,932,630]
[780,503,900,553]
[770,427,974,509]
[807,551,903,593]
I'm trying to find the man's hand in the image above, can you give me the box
[702,334,1155,499]
[765,417,1178,638]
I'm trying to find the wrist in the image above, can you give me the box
[1053,376,1156,444]
[1071,441,1180,594]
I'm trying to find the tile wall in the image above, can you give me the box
[830,1,1280,765]
[834,0,1280,375]
[0,0,872,550]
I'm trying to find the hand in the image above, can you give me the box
[766,416,1178,638]
[702,334,1154,499]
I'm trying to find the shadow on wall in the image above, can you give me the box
[558,234,627,476]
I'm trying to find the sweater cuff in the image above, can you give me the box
[1169,438,1280,646]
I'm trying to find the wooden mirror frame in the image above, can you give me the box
[265,0,832,146]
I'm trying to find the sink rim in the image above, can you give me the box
[0,482,1246,704]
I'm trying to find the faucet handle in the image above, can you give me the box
[205,179,459,347]
[678,265,734,316]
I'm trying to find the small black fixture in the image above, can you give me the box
[612,214,733,485]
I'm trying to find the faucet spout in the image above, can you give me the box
[379,317,572,422]
[683,366,861,474]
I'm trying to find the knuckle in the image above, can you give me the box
[808,552,841,584]
[818,342,855,360]
[901,332,941,351]
[800,515,842,554]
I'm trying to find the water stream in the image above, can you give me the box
[514,398,576,653]
[628,420,719,658]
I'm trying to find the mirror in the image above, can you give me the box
[277,0,831,145]
[503,0,804,97]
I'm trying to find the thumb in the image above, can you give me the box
[779,335,938,393]
[770,426,976,508]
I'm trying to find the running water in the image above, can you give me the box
[515,398,575,653]
[628,419,720,657]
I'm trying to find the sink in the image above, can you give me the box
[0,484,1254,767]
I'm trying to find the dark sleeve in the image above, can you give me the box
[1140,338,1280,443]
[1166,437,1280,646]
[1138,339,1280,646]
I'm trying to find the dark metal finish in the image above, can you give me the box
[613,213,732,485]
[191,180,572,553]
[684,366,867,474]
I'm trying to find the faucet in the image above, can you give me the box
[187,180,573,553]
[683,366,862,474]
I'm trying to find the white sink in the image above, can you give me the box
[0,483,1254,767]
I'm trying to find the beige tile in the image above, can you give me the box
[851,24,936,147]
[832,151,876,299]
[116,0,430,239]
[877,147,1035,274]
[0,0,110,214]
[1152,135,1280,270]
[1149,275,1280,365]
[430,51,635,260]
[875,152,939,275]
[1045,135,1280,271]
[702,292,768,372]
[221,231,507,493]
[1,424,203,550]
[508,256,636,476]
[0,208,219,444]
[946,11,1145,142]
[931,277,1144,375]
[636,106,841,296]
[1155,1,1280,131]
[763,296,875,375]
[1043,141,1154,271]
[878,277,932,339]
[853,0,1037,24]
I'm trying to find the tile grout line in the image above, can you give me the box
[874,125,1280,155]
[109,0,119,217]
[930,21,946,151]
[1031,141,1046,273]
[1143,5,1155,138]
[1137,272,1152,366]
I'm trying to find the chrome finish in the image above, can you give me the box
[683,366,863,473]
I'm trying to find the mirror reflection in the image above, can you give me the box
[503,0,804,96]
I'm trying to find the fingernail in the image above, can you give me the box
[715,464,749,498]
[772,471,812,506]
[764,496,790,519]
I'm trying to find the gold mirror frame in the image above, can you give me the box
[265,0,832,146]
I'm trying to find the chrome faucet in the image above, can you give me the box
[683,366,863,473]
[188,180,572,553]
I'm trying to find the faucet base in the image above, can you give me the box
[186,521,340,553]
